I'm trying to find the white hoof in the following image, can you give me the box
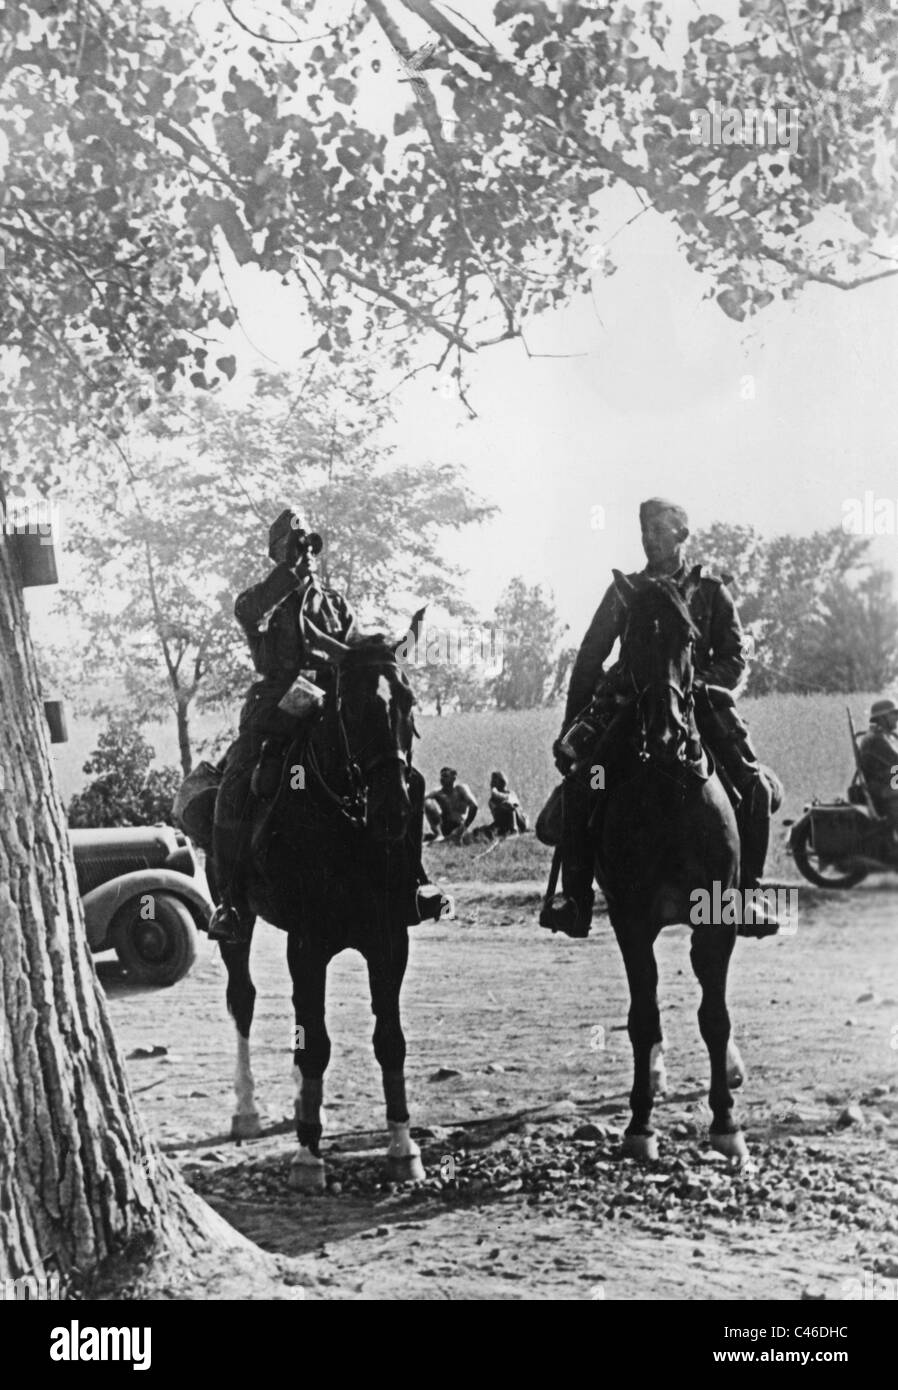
[387,1152,425,1183]
[386,1121,424,1183]
[726,1041,746,1089]
[710,1129,749,1162]
[621,1132,658,1161]
[230,1111,262,1140]
[290,1147,326,1192]
[650,1043,668,1098]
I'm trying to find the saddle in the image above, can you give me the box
[248,732,310,875]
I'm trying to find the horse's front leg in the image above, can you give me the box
[690,924,748,1161]
[614,923,663,1160]
[367,929,424,1183]
[287,932,331,1191]
[222,931,262,1140]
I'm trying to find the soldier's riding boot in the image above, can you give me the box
[737,779,770,890]
[696,693,779,936]
[539,778,595,938]
[406,768,454,923]
[209,746,260,946]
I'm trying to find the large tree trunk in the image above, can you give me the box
[0,523,294,1297]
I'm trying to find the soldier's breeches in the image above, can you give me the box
[697,701,771,884]
[212,730,259,902]
[696,701,760,793]
[406,767,426,866]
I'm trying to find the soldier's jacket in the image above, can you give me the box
[858,727,898,805]
[235,564,355,718]
[564,564,746,725]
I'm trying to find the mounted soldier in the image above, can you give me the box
[208,509,355,942]
[540,497,777,938]
[205,508,448,944]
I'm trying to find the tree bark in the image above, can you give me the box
[0,518,274,1295]
[175,697,193,777]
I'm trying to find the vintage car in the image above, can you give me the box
[70,825,212,986]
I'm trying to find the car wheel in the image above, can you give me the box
[790,820,867,889]
[111,892,198,987]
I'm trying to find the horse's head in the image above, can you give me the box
[304,620,419,844]
[614,565,703,767]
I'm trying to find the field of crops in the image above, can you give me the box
[51,692,881,884]
[414,692,878,883]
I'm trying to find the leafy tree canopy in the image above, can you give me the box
[687,522,898,693]
[3,0,897,486]
[53,363,495,766]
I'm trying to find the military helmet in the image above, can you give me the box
[869,697,898,723]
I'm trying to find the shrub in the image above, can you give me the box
[67,714,182,828]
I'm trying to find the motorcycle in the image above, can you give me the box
[786,708,898,889]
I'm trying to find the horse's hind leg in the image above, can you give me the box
[614,925,663,1160]
[690,925,748,1161]
[222,931,261,1140]
[287,932,331,1191]
[366,929,424,1183]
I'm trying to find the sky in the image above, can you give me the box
[217,181,898,643]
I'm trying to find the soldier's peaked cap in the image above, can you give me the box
[639,498,689,532]
[268,508,302,558]
[870,697,898,722]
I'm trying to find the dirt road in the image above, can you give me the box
[101,879,898,1300]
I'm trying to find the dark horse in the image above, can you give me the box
[216,618,426,1190]
[597,566,749,1162]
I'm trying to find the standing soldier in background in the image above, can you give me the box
[541,498,777,938]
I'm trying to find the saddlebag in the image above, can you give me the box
[536,782,565,846]
[172,759,223,853]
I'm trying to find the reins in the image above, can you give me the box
[305,655,412,831]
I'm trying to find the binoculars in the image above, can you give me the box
[289,523,323,557]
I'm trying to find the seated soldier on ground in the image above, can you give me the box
[424,767,478,843]
[488,771,528,836]
[858,697,898,836]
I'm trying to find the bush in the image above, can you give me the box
[67,714,182,828]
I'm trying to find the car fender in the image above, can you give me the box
[81,869,213,951]
[787,809,812,854]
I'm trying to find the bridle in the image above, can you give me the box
[305,655,412,830]
[295,585,412,829]
[633,676,697,766]
[624,598,702,771]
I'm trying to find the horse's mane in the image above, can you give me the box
[339,632,415,693]
[628,575,700,641]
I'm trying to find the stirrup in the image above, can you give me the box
[539,894,593,938]
[736,879,780,938]
[414,884,455,922]
[208,902,250,944]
